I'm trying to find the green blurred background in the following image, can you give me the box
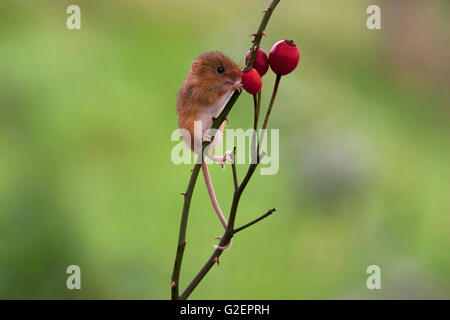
[0,0,449,299]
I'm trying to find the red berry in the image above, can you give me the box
[241,67,262,95]
[245,48,269,77]
[268,39,300,75]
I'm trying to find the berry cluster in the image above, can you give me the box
[242,39,300,95]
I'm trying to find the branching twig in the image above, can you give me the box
[172,0,281,300]
[233,208,276,234]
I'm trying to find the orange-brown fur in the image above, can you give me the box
[177,51,242,150]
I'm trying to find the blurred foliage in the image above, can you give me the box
[0,0,448,299]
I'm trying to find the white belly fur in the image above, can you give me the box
[198,90,234,135]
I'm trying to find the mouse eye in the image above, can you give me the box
[217,66,225,73]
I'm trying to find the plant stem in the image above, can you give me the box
[231,147,238,191]
[259,74,281,149]
[256,91,261,158]
[247,1,279,67]
[170,163,200,299]
[251,94,259,163]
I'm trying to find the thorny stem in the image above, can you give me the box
[172,0,281,300]
[247,1,278,67]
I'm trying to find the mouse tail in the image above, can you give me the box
[201,161,228,230]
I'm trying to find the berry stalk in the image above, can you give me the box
[259,73,281,149]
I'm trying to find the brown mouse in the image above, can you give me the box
[177,51,242,154]
[176,51,242,250]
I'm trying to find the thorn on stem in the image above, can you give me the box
[250,31,267,39]
[263,6,273,14]
[213,257,220,266]
[180,192,186,196]
[171,281,176,288]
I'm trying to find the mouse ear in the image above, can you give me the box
[190,60,201,73]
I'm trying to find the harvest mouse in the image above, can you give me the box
[177,51,242,250]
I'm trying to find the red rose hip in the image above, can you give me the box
[245,48,269,77]
[241,67,262,95]
[268,39,300,75]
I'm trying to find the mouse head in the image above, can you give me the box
[191,51,242,89]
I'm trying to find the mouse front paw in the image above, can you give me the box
[202,133,212,143]
[232,82,243,93]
